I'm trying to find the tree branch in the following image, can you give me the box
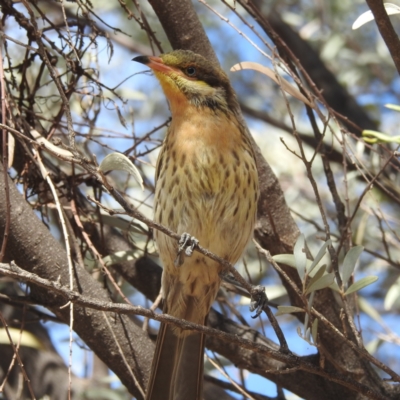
[0,163,152,399]
[365,0,400,75]
[0,262,390,400]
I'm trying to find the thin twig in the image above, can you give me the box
[70,197,133,305]
[102,311,146,397]
[206,354,257,400]
[0,313,37,399]
[34,149,76,398]
[0,32,11,263]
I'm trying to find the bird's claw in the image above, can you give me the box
[178,232,199,256]
[250,285,267,318]
[175,233,199,265]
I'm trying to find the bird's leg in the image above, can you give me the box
[179,232,199,256]
[220,273,268,317]
[175,232,199,266]
[250,285,268,318]
[250,286,289,352]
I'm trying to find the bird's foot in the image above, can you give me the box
[250,285,268,318]
[174,233,199,266]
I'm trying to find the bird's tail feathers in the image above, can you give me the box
[145,322,205,400]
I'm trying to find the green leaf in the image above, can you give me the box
[362,130,400,144]
[305,265,326,294]
[308,239,331,274]
[294,234,307,280]
[342,246,364,283]
[385,103,400,112]
[0,328,45,350]
[355,211,369,246]
[272,254,313,270]
[329,281,341,292]
[115,104,127,128]
[345,276,378,295]
[276,306,305,316]
[305,273,335,295]
[259,285,287,301]
[99,152,144,190]
[321,34,345,62]
[311,318,319,343]
[384,277,400,310]
[365,338,383,355]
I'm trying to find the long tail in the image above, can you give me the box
[145,322,205,400]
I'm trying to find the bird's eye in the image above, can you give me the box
[185,67,196,77]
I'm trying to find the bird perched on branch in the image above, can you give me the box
[133,50,259,400]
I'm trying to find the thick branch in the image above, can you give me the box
[0,163,152,399]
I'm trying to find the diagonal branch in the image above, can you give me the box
[365,0,400,75]
[0,162,152,399]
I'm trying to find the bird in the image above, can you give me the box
[133,50,259,400]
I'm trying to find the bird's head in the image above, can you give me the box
[133,50,236,115]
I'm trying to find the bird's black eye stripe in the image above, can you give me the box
[185,66,196,77]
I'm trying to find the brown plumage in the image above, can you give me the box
[133,50,259,400]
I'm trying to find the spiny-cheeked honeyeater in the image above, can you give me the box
[133,50,259,400]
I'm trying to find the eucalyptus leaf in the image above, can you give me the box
[294,234,307,281]
[305,265,326,294]
[362,130,400,144]
[329,281,341,292]
[355,211,369,246]
[99,152,144,190]
[311,318,319,343]
[115,104,127,128]
[305,273,335,295]
[385,103,400,112]
[384,277,400,310]
[276,306,305,316]
[0,328,45,350]
[342,246,364,283]
[272,254,315,273]
[352,3,400,30]
[345,276,378,295]
[365,338,383,355]
[308,239,331,274]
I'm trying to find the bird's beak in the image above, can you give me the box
[132,55,174,74]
